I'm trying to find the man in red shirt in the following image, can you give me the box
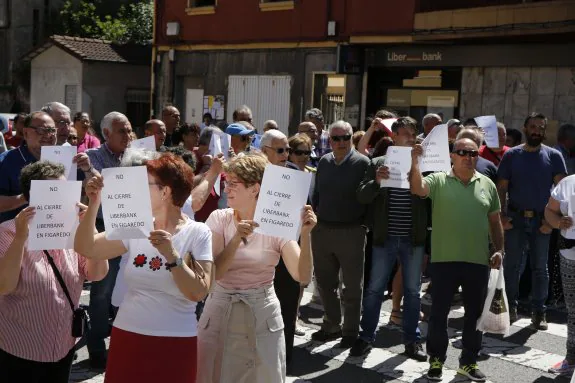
[4,113,26,149]
[479,121,509,166]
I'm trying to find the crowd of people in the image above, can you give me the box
[0,100,574,383]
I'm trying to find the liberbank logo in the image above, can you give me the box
[387,51,443,62]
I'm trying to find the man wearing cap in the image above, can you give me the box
[479,122,509,167]
[226,122,256,155]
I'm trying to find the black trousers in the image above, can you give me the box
[274,257,301,365]
[426,262,489,365]
[0,347,75,383]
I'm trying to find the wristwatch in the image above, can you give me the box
[166,256,183,270]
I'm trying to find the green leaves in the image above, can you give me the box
[56,0,153,45]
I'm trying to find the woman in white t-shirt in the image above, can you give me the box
[545,175,575,376]
[75,153,213,383]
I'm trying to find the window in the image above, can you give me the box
[259,0,294,12]
[186,0,216,15]
[32,9,40,46]
[0,0,8,28]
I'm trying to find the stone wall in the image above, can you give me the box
[460,67,575,144]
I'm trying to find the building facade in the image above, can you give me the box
[154,0,575,137]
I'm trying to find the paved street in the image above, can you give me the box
[70,287,569,383]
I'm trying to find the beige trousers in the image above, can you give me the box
[197,284,286,383]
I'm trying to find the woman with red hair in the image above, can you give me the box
[75,152,214,383]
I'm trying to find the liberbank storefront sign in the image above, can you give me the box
[368,44,575,67]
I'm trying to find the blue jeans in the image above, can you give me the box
[87,256,121,357]
[359,236,424,344]
[504,211,550,313]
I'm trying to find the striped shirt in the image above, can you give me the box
[0,219,88,362]
[388,188,412,236]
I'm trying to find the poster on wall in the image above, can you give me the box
[203,95,225,121]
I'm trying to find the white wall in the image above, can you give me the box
[30,46,82,111]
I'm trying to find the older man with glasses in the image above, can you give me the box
[41,102,73,146]
[0,112,94,223]
[411,137,504,382]
[311,120,369,348]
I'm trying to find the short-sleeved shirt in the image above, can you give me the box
[77,133,101,153]
[479,145,509,166]
[0,143,37,222]
[113,218,212,337]
[206,208,292,290]
[0,219,89,362]
[498,144,566,212]
[475,156,498,185]
[550,175,575,261]
[424,171,500,265]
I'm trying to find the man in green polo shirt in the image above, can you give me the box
[410,137,504,382]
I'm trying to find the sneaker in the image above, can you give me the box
[337,335,357,349]
[311,329,342,342]
[404,342,427,362]
[294,326,305,336]
[549,359,575,375]
[531,312,548,330]
[350,338,373,356]
[509,306,518,324]
[457,363,487,382]
[426,357,443,381]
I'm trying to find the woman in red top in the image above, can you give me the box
[74,112,101,153]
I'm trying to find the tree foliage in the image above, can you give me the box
[57,0,153,45]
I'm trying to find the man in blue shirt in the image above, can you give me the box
[498,112,567,330]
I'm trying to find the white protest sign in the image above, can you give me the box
[253,164,312,241]
[419,123,451,173]
[41,146,77,181]
[62,142,72,147]
[381,146,412,189]
[209,131,231,159]
[130,136,156,151]
[475,115,498,148]
[28,180,82,250]
[567,195,575,240]
[381,118,397,133]
[209,131,231,196]
[101,166,154,240]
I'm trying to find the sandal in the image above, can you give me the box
[389,310,402,325]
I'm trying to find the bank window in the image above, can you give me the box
[0,0,9,28]
[187,0,216,15]
[259,0,295,12]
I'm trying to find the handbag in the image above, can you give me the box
[43,250,90,338]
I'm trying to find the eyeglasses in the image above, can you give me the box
[291,149,311,156]
[27,126,57,136]
[453,149,479,158]
[265,146,290,154]
[68,135,78,140]
[331,134,352,142]
[56,120,72,126]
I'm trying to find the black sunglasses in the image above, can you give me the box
[265,146,290,154]
[331,134,352,142]
[291,149,312,156]
[68,135,78,139]
[453,149,479,158]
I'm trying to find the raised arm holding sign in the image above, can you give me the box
[101,166,154,240]
[41,146,78,181]
[253,164,312,241]
[419,123,451,173]
[28,180,82,250]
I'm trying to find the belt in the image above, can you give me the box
[508,205,542,218]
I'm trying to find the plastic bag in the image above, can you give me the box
[477,266,510,336]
